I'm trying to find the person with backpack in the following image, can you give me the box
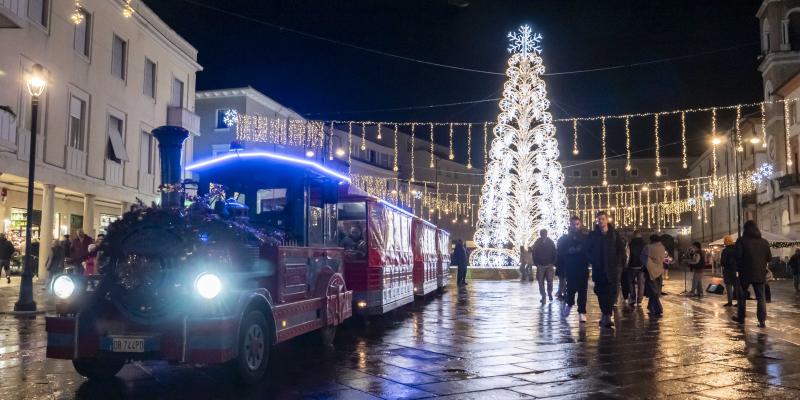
[584,211,626,328]
[732,221,771,328]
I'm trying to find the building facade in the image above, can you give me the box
[0,0,201,275]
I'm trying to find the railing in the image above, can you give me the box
[777,174,800,190]
[66,147,86,176]
[166,106,200,134]
[0,0,25,28]
[0,106,16,149]
[105,162,123,187]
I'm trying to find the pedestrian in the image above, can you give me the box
[641,234,667,317]
[453,239,468,287]
[70,229,93,275]
[688,242,705,297]
[720,235,739,307]
[46,237,66,290]
[584,211,626,327]
[789,248,800,292]
[558,216,589,323]
[555,247,567,300]
[0,233,15,284]
[732,221,771,328]
[626,232,646,307]
[533,229,557,304]
[519,245,533,282]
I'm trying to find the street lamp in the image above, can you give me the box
[15,64,46,312]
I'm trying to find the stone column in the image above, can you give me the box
[83,194,95,237]
[38,184,55,279]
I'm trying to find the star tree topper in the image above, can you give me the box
[507,25,543,56]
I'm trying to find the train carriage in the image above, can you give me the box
[45,127,353,384]
[412,218,438,297]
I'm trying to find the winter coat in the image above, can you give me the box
[688,251,704,272]
[640,242,666,280]
[584,224,626,283]
[0,237,14,260]
[735,235,771,284]
[627,237,646,270]
[532,237,557,266]
[556,231,588,278]
[720,245,738,284]
[70,235,94,264]
[452,243,468,267]
[789,253,800,276]
[519,247,533,265]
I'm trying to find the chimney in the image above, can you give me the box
[152,126,189,208]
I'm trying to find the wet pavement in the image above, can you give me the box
[3,272,800,399]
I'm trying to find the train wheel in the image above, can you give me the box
[318,325,336,349]
[232,310,270,384]
[72,358,124,380]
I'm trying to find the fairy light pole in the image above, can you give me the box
[15,64,47,312]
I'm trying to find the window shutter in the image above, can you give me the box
[108,117,129,161]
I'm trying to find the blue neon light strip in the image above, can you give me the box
[186,151,351,183]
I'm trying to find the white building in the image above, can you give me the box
[0,0,201,276]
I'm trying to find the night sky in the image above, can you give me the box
[143,0,764,162]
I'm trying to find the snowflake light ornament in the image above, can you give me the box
[687,198,697,207]
[507,25,543,56]
[223,109,239,127]
[702,191,714,201]
[758,162,774,180]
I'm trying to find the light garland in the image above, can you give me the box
[654,113,661,177]
[601,117,608,185]
[449,123,455,160]
[572,119,579,155]
[681,112,687,168]
[347,122,353,174]
[467,124,473,169]
[483,122,489,166]
[429,123,435,168]
[760,102,768,148]
[410,123,416,181]
[711,108,718,187]
[360,122,367,151]
[393,123,399,172]
[328,121,334,160]
[735,105,743,152]
[235,114,325,149]
[71,1,84,24]
[376,122,382,140]
[471,25,568,268]
[785,99,793,168]
[624,116,631,171]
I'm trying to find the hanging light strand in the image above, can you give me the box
[624,116,631,171]
[429,123,435,168]
[735,105,743,152]
[785,100,794,168]
[681,111,688,168]
[410,123,416,181]
[467,124,473,169]
[572,119,579,155]
[360,122,367,151]
[393,123,399,172]
[654,113,661,177]
[71,0,84,24]
[448,123,455,160]
[760,102,768,148]
[711,108,718,186]
[483,122,489,166]
[376,122,382,140]
[348,122,353,174]
[328,121,334,160]
[601,117,608,185]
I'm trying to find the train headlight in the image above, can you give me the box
[195,273,222,299]
[53,275,76,299]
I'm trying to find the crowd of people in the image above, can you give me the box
[512,211,778,329]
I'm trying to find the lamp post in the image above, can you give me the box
[14,64,46,312]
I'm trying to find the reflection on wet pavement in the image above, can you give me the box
[3,276,800,399]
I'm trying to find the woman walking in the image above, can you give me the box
[720,235,739,307]
[641,234,667,317]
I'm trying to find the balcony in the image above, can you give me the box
[0,106,16,149]
[0,0,26,28]
[105,161,123,187]
[66,146,86,176]
[167,106,200,134]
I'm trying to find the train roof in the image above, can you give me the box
[186,151,351,183]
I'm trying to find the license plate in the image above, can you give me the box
[111,337,145,353]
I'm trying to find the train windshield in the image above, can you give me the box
[337,202,367,260]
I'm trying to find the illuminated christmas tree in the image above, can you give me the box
[470,25,569,268]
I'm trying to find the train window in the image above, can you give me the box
[308,185,324,247]
[257,189,287,213]
[324,203,338,247]
[337,202,367,259]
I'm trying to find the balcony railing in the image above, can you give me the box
[166,106,200,134]
[778,174,800,190]
[0,106,16,149]
[105,161,123,187]
[0,0,25,28]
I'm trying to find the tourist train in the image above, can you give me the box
[45,126,449,383]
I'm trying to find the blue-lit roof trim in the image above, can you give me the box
[186,151,351,183]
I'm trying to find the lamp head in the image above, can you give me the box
[26,64,46,97]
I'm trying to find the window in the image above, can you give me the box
[215,109,235,129]
[789,12,800,51]
[369,150,377,163]
[170,78,184,107]
[68,96,86,150]
[610,168,618,177]
[630,168,639,177]
[762,20,771,53]
[659,167,668,177]
[143,59,156,98]
[27,0,49,27]
[380,153,389,168]
[590,169,599,177]
[111,35,127,80]
[794,194,800,215]
[107,115,128,163]
[139,130,153,174]
[73,10,91,57]
[572,169,581,177]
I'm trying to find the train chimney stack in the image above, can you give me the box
[152,125,189,208]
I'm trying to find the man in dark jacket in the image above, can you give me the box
[0,233,15,284]
[584,211,626,327]
[70,230,93,274]
[720,235,739,307]
[789,248,800,292]
[626,232,646,306]
[533,229,557,304]
[732,221,771,328]
[453,239,468,287]
[558,216,589,323]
